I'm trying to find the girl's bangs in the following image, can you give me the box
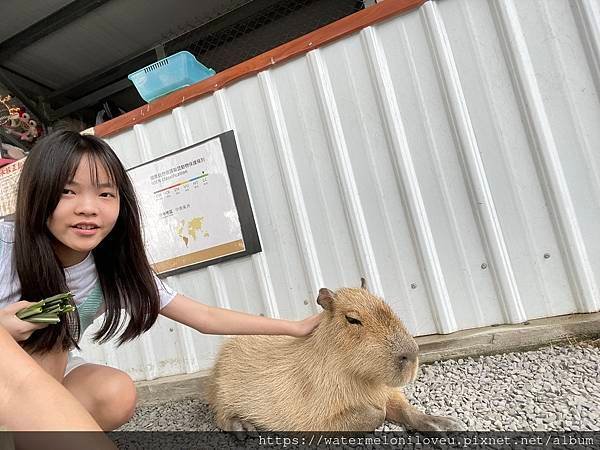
[65,144,120,189]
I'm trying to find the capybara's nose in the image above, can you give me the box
[398,351,418,365]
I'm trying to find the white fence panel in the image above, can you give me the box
[77,0,600,380]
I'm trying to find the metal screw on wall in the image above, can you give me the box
[481,263,487,270]
[410,283,417,289]
[544,253,551,259]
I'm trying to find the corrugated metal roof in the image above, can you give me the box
[0,0,73,42]
[2,0,249,88]
[1,0,366,126]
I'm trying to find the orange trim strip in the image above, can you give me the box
[95,0,425,138]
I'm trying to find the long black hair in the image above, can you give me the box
[15,130,160,354]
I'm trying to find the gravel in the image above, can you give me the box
[119,341,600,432]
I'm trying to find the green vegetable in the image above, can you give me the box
[16,292,76,324]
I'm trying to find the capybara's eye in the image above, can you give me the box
[345,315,362,325]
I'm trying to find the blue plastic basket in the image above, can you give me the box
[128,51,215,102]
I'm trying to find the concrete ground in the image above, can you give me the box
[118,312,600,432]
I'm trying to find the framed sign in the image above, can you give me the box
[0,158,26,218]
[127,130,261,277]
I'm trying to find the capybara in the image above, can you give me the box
[208,279,465,431]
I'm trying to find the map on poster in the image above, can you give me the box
[128,134,246,275]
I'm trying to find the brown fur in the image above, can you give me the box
[207,283,465,431]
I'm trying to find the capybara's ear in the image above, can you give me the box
[317,288,335,311]
[360,277,368,291]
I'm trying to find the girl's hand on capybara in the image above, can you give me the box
[291,312,323,337]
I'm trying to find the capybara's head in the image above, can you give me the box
[314,278,419,387]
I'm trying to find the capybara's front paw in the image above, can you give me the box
[217,416,257,433]
[233,419,257,432]
[360,404,387,431]
[411,413,466,431]
[228,418,258,441]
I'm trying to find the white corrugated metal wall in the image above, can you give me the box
[79,0,600,381]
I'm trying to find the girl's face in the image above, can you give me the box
[47,156,120,267]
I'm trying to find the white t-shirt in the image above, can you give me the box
[0,221,176,334]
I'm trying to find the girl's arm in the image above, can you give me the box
[160,294,322,337]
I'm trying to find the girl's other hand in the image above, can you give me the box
[291,312,323,337]
[0,301,50,341]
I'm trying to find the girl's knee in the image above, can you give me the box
[66,366,137,429]
[100,371,137,422]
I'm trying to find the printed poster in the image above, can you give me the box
[0,158,25,218]
[128,133,249,275]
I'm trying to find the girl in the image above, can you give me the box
[0,130,321,431]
